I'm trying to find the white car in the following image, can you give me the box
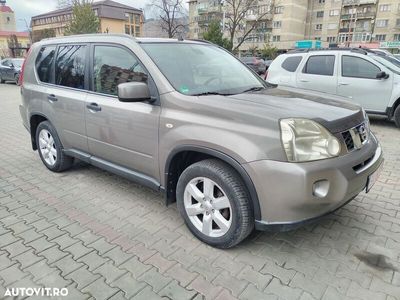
[267,48,400,127]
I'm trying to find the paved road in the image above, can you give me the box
[0,83,399,300]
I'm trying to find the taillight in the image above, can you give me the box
[18,47,32,86]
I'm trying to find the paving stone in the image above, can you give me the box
[66,266,100,289]
[88,238,116,255]
[239,284,278,300]
[52,233,80,250]
[82,277,119,300]
[25,259,57,281]
[111,273,148,298]
[165,263,198,287]
[38,245,68,264]
[65,241,93,260]
[27,236,55,253]
[131,285,163,300]
[159,280,198,300]
[52,255,84,277]
[0,264,27,286]
[78,251,108,271]
[138,267,172,293]
[2,240,30,258]
[119,256,151,279]
[346,281,386,300]
[93,261,127,284]
[213,271,248,297]
[14,249,43,270]
[290,272,327,299]
[103,246,133,266]
[188,275,224,299]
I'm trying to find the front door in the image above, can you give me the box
[337,54,393,112]
[85,44,160,180]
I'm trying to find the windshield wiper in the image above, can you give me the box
[192,91,233,96]
[241,86,265,93]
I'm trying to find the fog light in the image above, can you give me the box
[313,180,330,198]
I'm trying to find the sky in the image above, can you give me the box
[6,0,149,31]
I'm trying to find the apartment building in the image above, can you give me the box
[31,0,143,39]
[188,0,400,51]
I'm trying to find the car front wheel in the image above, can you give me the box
[394,105,400,128]
[36,121,73,172]
[176,159,254,248]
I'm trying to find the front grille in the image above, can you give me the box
[341,122,368,152]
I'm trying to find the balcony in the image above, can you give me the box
[339,27,354,33]
[341,14,356,20]
[357,11,375,19]
[343,0,376,6]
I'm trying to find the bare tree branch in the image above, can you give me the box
[150,0,188,38]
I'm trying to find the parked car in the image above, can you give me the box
[267,48,400,127]
[240,56,267,74]
[394,54,400,61]
[0,58,24,83]
[19,35,383,248]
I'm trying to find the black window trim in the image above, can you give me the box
[341,54,382,80]
[88,42,160,105]
[302,54,336,76]
[281,55,303,72]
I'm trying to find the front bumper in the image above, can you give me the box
[243,133,383,230]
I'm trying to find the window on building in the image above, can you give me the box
[274,6,284,14]
[35,46,56,83]
[375,34,386,41]
[329,9,339,16]
[273,21,282,28]
[55,45,87,89]
[272,35,280,42]
[396,19,400,27]
[394,34,400,41]
[327,36,336,43]
[379,4,391,12]
[303,55,335,76]
[315,24,323,30]
[376,19,389,28]
[281,56,303,72]
[93,46,148,96]
[342,56,380,79]
[318,0,325,4]
[316,11,324,18]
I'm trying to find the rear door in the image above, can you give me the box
[85,44,160,180]
[337,54,393,112]
[37,44,89,152]
[296,54,338,95]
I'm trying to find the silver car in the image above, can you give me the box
[19,34,383,248]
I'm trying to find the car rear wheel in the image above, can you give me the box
[176,159,253,248]
[14,73,19,84]
[36,121,73,172]
[394,105,400,128]
[0,75,4,83]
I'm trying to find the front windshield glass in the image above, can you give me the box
[140,43,266,96]
[371,55,400,74]
[11,59,24,68]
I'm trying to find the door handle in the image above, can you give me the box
[47,94,58,102]
[86,103,101,112]
[338,82,350,86]
[299,79,309,83]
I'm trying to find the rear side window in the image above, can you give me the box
[281,56,302,72]
[55,45,86,89]
[35,46,56,83]
[342,56,380,79]
[303,55,335,76]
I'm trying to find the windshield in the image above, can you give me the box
[140,43,266,96]
[11,59,24,68]
[371,55,400,75]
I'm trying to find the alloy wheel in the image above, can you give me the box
[38,129,57,166]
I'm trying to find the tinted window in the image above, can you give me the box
[11,59,24,68]
[35,46,56,83]
[342,56,380,79]
[303,55,335,76]
[282,56,302,72]
[55,45,86,89]
[93,46,148,95]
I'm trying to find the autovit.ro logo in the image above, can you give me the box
[4,287,69,297]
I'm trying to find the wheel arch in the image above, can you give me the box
[388,96,400,119]
[29,113,48,150]
[164,145,261,221]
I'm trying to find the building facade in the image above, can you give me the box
[31,0,143,39]
[188,0,400,51]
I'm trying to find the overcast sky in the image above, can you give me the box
[6,0,150,31]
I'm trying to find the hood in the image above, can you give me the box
[226,86,364,133]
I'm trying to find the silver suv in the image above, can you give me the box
[19,34,383,248]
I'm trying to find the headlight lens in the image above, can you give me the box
[280,118,341,162]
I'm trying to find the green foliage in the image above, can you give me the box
[260,44,278,59]
[64,0,100,35]
[32,29,56,43]
[203,21,232,51]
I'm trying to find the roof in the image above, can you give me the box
[32,0,142,20]
[0,31,29,38]
[0,5,13,13]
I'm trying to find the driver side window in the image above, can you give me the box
[93,45,148,96]
[342,55,380,79]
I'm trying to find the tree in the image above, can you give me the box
[64,0,100,35]
[224,0,275,52]
[32,28,56,43]
[260,43,278,59]
[203,21,232,50]
[7,34,21,57]
[150,0,188,38]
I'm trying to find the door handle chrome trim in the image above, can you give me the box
[299,79,309,82]
[86,103,101,112]
[338,82,350,86]
[47,94,58,102]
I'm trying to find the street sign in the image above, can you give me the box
[380,41,400,49]
[295,40,322,49]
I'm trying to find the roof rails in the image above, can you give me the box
[287,47,371,55]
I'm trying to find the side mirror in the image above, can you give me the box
[118,82,151,102]
[376,71,389,80]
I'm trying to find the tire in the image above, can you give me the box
[0,75,4,84]
[394,105,400,128]
[176,159,254,248]
[14,73,19,84]
[35,121,73,172]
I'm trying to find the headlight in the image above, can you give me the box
[280,118,341,162]
[362,108,370,132]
